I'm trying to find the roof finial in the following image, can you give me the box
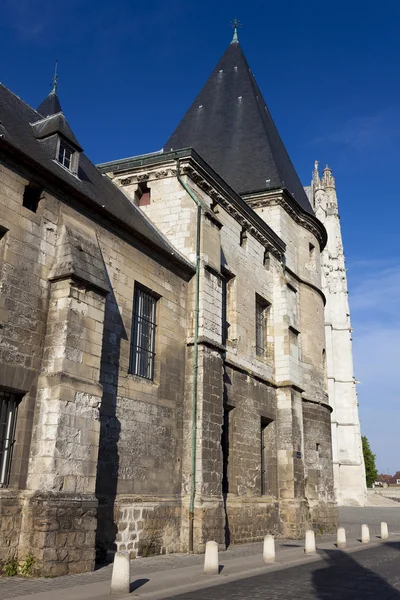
[230,19,241,44]
[51,60,58,93]
[313,160,320,188]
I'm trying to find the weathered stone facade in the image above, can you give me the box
[99,152,338,548]
[0,30,344,576]
[306,163,366,506]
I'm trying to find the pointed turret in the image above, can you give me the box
[37,62,62,117]
[164,31,313,213]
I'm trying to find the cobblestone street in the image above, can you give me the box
[171,542,400,600]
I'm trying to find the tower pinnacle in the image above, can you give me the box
[51,60,58,93]
[230,19,241,43]
[322,164,335,189]
[313,160,320,188]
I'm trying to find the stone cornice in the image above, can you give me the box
[244,189,328,251]
[99,148,286,261]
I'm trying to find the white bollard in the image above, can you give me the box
[204,540,219,575]
[110,551,130,595]
[381,522,389,540]
[305,530,316,554]
[361,524,370,544]
[263,534,275,563]
[337,527,346,549]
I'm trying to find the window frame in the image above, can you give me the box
[129,284,159,380]
[255,295,269,357]
[0,390,18,489]
[56,138,75,172]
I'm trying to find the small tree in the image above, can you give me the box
[362,435,378,488]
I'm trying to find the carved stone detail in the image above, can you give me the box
[155,170,169,179]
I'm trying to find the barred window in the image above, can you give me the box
[256,295,269,356]
[0,390,18,488]
[129,285,157,380]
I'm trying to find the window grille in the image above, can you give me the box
[57,140,74,170]
[256,296,268,356]
[0,390,18,488]
[129,286,157,380]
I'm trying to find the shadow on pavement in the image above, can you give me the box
[130,578,149,592]
[312,542,400,599]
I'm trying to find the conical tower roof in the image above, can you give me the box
[164,34,312,213]
[37,87,62,117]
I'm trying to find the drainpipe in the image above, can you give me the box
[176,159,201,553]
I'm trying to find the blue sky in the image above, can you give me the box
[1,0,399,473]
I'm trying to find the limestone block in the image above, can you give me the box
[337,527,346,548]
[305,530,316,554]
[361,524,370,543]
[110,551,130,595]
[204,540,219,574]
[263,534,275,562]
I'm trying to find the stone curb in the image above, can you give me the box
[6,535,400,600]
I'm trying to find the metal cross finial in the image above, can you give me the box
[230,18,242,43]
[51,60,58,93]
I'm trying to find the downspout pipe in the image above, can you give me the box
[176,159,201,553]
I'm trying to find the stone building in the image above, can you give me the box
[0,28,365,575]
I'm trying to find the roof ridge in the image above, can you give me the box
[0,82,43,119]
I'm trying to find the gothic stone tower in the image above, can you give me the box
[310,163,366,506]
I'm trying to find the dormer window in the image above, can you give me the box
[57,139,74,171]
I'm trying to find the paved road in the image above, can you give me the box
[170,542,400,600]
[339,507,400,537]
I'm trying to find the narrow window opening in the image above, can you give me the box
[322,348,327,391]
[261,417,276,496]
[221,405,234,495]
[240,227,248,248]
[222,273,235,346]
[263,250,270,270]
[309,242,315,259]
[0,389,19,488]
[316,442,320,455]
[289,326,300,361]
[135,182,151,207]
[256,295,269,357]
[23,182,43,213]
[129,284,158,380]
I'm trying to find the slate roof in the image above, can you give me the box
[0,83,193,272]
[164,38,313,214]
[37,88,62,117]
[31,112,83,151]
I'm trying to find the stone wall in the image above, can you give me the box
[303,400,338,532]
[18,492,97,576]
[0,490,24,566]
[104,159,338,550]
[0,157,191,573]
